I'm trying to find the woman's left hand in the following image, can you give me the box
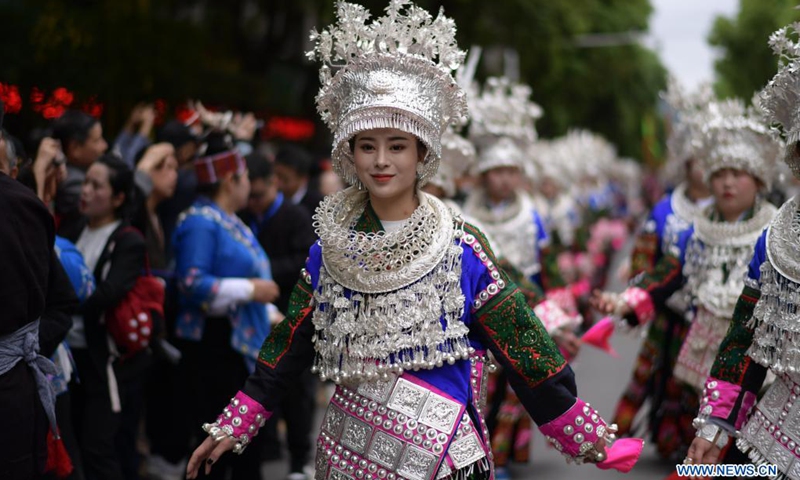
[186,435,237,479]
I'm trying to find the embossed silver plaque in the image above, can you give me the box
[387,378,429,418]
[340,417,374,454]
[367,430,404,470]
[418,393,461,433]
[447,432,486,469]
[397,445,438,480]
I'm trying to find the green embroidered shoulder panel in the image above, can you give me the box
[258,278,314,367]
[475,285,566,388]
[629,231,659,279]
[632,252,683,295]
[710,285,760,384]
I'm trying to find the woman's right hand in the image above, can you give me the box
[251,279,279,304]
[685,437,722,480]
[186,436,237,479]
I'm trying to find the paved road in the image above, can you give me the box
[263,240,679,479]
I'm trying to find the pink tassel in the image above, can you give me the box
[596,438,645,473]
[581,317,619,358]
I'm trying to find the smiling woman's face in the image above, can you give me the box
[352,128,424,202]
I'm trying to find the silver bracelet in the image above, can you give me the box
[695,423,730,449]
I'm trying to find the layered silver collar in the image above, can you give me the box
[315,188,458,294]
[693,200,776,248]
[462,189,541,277]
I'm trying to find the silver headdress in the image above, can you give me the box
[697,98,783,189]
[556,129,617,180]
[661,77,715,184]
[428,128,475,197]
[308,0,468,186]
[760,21,800,178]
[468,76,543,174]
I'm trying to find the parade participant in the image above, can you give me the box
[173,133,279,480]
[463,77,579,320]
[686,23,800,477]
[528,140,580,252]
[591,98,781,397]
[611,80,714,459]
[187,3,642,479]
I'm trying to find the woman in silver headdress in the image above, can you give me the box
[685,22,800,478]
[186,2,642,479]
[591,97,781,461]
[609,80,713,460]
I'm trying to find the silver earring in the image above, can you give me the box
[416,162,424,178]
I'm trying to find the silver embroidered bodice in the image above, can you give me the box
[310,188,473,384]
[748,196,800,374]
[462,189,541,279]
[680,201,777,320]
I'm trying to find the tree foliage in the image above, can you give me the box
[709,0,800,99]
[0,0,665,159]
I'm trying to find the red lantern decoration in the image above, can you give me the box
[0,83,23,114]
[81,96,104,118]
[263,116,315,141]
[52,87,74,107]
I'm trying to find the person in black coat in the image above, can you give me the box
[240,152,317,314]
[239,152,318,479]
[0,168,77,480]
[273,144,325,216]
[66,154,148,480]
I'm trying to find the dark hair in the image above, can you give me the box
[96,153,135,219]
[275,144,313,177]
[51,110,98,149]
[1,129,24,170]
[246,152,273,181]
[157,120,198,149]
[195,132,238,198]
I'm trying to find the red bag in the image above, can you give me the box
[105,227,165,359]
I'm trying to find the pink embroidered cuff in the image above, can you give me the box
[540,398,644,472]
[202,391,271,454]
[539,398,610,461]
[694,377,755,432]
[546,287,579,316]
[534,300,577,335]
[621,287,655,325]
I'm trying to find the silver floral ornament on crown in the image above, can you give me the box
[307,0,468,187]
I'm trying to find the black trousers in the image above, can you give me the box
[70,348,147,480]
[145,355,190,464]
[179,318,264,480]
[0,362,48,480]
[260,369,316,472]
